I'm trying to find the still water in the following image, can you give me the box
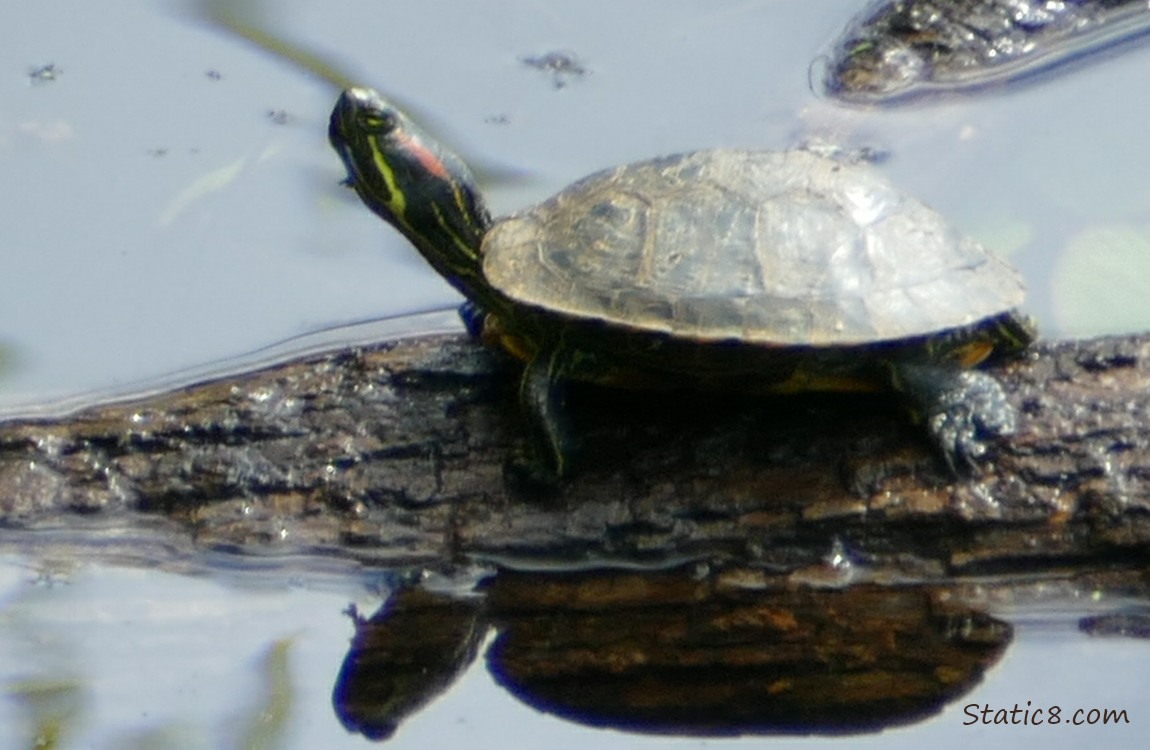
[2,0,1150,747]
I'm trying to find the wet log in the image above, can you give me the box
[1,332,1149,575]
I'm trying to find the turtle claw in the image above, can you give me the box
[895,364,1015,475]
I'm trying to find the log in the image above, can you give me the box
[1,331,1149,575]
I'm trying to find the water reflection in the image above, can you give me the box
[1079,610,1150,639]
[334,588,486,740]
[333,566,1012,739]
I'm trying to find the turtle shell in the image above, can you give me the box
[481,150,1024,346]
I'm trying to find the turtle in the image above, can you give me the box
[328,87,1035,479]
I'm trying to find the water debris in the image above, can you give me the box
[520,50,588,89]
[27,63,61,85]
[823,0,1150,105]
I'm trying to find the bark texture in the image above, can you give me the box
[1,332,1148,575]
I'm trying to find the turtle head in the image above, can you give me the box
[329,87,495,305]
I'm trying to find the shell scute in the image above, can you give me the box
[483,150,1023,346]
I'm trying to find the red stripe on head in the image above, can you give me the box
[398,131,450,180]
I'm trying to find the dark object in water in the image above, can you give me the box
[823,0,1150,104]
[1079,611,1150,639]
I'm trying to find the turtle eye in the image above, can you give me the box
[358,107,399,136]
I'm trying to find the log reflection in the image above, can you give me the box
[333,566,1010,738]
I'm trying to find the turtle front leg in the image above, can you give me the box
[892,362,1016,474]
[516,347,578,482]
[457,300,486,338]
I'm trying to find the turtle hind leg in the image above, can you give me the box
[892,363,1016,474]
[508,348,578,486]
